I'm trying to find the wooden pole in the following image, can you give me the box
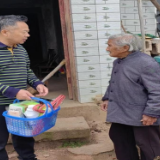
[150,0,160,12]
[27,59,66,95]
[41,59,65,83]
[137,0,146,53]
[121,20,127,33]
[58,0,73,99]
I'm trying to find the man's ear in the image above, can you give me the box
[1,29,8,36]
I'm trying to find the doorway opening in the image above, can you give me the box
[0,0,71,100]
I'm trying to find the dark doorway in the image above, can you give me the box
[23,13,43,63]
[0,0,73,99]
[0,8,46,70]
[0,0,65,78]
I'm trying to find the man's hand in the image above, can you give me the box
[35,84,48,97]
[141,115,157,126]
[16,89,34,100]
[100,100,108,112]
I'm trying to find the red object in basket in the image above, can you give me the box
[33,95,65,113]
[33,103,51,113]
[50,94,65,110]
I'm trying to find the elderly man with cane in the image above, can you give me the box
[0,15,48,160]
[101,34,160,160]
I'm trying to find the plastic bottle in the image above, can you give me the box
[24,105,39,118]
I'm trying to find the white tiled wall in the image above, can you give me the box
[70,0,156,103]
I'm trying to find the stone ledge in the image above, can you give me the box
[34,116,90,141]
[67,124,115,160]
[58,104,101,121]
[8,117,90,143]
[68,143,114,156]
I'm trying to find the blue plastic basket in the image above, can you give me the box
[3,97,60,137]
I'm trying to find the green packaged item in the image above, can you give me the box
[9,101,39,113]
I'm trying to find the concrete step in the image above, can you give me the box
[34,116,90,141]
[8,117,90,143]
[43,91,105,121]
[58,99,107,122]
[58,102,102,121]
[67,123,116,160]
[68,144,116,160]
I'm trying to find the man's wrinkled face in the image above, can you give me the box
[2,21,30,44]
[106,39,128,58]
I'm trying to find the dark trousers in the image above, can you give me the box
[109,123,160,160]
[0,106,36,160]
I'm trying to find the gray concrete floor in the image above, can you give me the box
[43,74,70,102]
[43,74,86,108]
[45,74,68,98]
[43,74,94,107]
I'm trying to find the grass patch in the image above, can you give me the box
[61,141,86,148]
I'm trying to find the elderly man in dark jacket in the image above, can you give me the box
[101,34,160,160]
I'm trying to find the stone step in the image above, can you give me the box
[58,100,105,122]
[68,144,116,160]
[67,123,116,160]
[8,117,90,143]
[43,91,106,121]
[34,116,90,141]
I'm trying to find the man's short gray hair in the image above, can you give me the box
[108,33,142,51]
[0,15,28,31]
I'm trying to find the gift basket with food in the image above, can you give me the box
[2,95,65,137]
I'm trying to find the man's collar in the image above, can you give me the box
[0,42,7,48]
[0,42,17,48]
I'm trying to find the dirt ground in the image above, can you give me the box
[7,145,94,160]
[7,121,117,160]
[5,87,116,160]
